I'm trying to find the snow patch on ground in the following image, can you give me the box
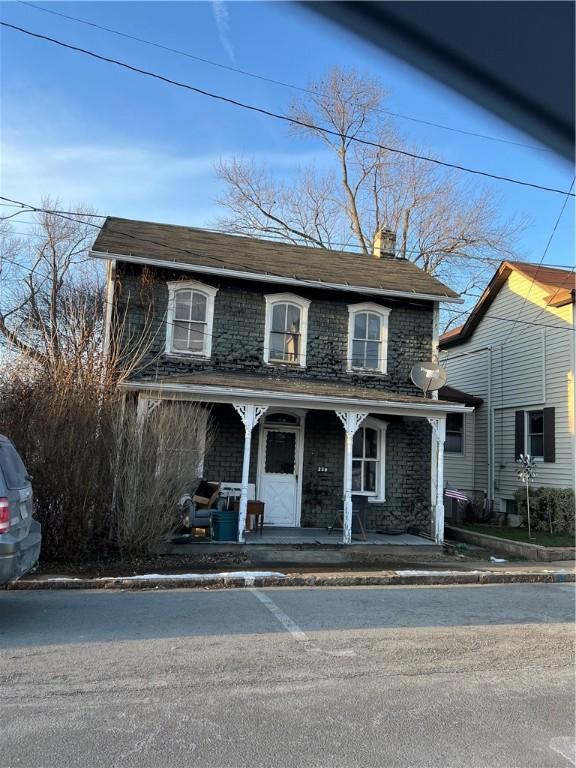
[46,571,286,583]
[102,571,285,582]
[45,577,84,582]
[394,570,483,576]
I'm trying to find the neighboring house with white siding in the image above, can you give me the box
[439,261,575,517]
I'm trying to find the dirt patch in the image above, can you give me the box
[35,551,250,579]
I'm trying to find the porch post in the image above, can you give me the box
[336,411,368,544]
[233,404,268,543]
[427,416,446,544]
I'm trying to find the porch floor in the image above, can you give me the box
[175,526,433,546]
[246,527,431,545]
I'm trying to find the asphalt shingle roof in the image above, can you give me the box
[127,371,463,407]
[92,217,460,300]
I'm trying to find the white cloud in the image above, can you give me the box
[211,1,236,65]
[1,135,326,227]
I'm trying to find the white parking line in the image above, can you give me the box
[550,737,576,765]
[250,588,354,657]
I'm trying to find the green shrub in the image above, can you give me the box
[514,487,575,536]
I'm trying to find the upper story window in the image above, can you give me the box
[166,280,217,357]
[445,413,464,454]
[264,293,310,367]
[347,303,391,374]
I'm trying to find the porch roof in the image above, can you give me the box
[123,371,472,417]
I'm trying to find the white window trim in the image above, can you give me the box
[445,412,465,456]
[263,293,311,368]
[352,418,388,503]
[347,302,391,374]
[525,409,544,461]
[165,279,218,358]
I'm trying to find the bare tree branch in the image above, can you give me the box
[214,67,526,292]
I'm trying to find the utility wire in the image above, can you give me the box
[3,196,574,336]
[3,196,574,279]
[1,21,573,198]
[7,195,451,298]
[502,177,575,344]
[18,0,551,154]
[441,307,574,332]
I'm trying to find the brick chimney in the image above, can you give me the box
[372,228,397,259]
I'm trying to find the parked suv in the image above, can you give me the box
[0,435,41,585]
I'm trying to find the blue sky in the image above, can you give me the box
[1,0,574,271]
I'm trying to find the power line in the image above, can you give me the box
[18,0,551,154]
[0,201,107,218]
[2,21,573,198]
[3,197,574,278]
[0,195,465,305]
[502,176,575,344]
[2,198,573,336]
[442,306,574,332]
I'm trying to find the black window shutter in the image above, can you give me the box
[514,411,525,459]
[543,407,556,463]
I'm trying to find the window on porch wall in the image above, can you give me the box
[352,426,379,494]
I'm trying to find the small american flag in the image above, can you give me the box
[444,483,469,502]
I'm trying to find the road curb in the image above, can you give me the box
[6,570,574,591]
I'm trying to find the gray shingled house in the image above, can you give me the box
[91,218,469,544]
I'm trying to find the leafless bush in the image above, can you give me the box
[111,399,213,556]
[0,206,212,562]
[0,365,116,561]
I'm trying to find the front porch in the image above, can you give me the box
[164,525,443,567]
[125,371,471,548]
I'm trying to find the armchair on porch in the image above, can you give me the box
[181,481,221,537]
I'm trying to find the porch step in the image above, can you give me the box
[160,541,442,567]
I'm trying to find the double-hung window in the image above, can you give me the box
[264,294,310,367]
[347,303,390,374]
[526,410,544,459]
[445,413,464,454]
[351,420,387,499]
[166,280,217,357]
[515,408,555,462]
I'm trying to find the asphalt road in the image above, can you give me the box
[1,583,574,768]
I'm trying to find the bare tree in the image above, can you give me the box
[215,68,525,304]
[0,201,160,384]
[0,199,104,379]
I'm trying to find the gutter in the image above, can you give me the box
[119,379,473,415]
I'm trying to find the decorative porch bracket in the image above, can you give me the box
[427,416,446,545]
[136,396,162,428]
[336,411,368,544]
[233,404,268,542]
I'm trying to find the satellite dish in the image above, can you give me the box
[410,362,447,394]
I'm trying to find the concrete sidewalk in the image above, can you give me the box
[7,559,575,590]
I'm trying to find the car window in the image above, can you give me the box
[0,442,29,490]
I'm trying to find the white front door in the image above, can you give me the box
[259,426,300,526]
